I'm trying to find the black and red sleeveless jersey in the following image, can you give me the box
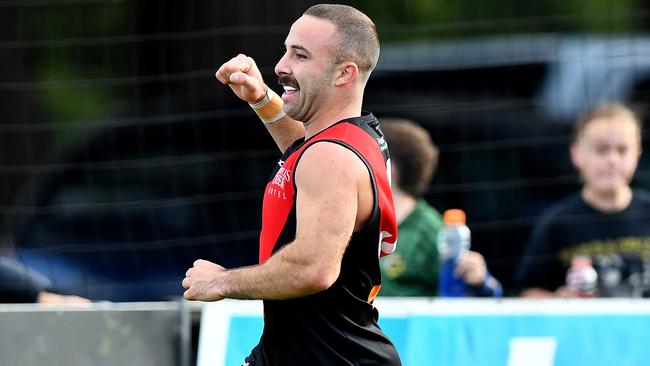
[246,113,401,366]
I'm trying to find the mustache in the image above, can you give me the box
[278,75,300,89]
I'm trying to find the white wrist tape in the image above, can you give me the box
[249,87,287,125]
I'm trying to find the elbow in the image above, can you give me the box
[302,266,340,293]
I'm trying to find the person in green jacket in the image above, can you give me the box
[379,118,501,297]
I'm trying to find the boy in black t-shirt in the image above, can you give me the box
[515,103,650,298]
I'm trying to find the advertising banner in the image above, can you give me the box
[197,298,650,366]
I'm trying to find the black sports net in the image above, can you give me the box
[1,0,649,300]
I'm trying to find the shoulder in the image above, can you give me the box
[632,188,650,205]
[295,141,367,187]
[401,200,442,236]
[539,192,584,221]
[412,200,442,224]
[528,193,584,237]
[626,188,650,217]
[299,140,366,170]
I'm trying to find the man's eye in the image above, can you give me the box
[296,54,307,60]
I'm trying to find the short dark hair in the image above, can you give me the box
[572,102,643,145]
[303,4,380,82]
[380,118,439,198]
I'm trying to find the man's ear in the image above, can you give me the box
[334,62,358,86]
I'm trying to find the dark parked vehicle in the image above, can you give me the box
[12,104,276,301]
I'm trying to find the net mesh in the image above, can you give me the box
[1,0,650,300]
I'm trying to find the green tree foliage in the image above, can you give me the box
[23,2,134,145]
[355,0,642,41]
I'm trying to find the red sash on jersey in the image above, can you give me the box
[259,120,397,263]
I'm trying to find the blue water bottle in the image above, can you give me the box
[437,209,471,297]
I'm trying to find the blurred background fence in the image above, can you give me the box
[2,0,650,301]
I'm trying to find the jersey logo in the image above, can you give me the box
[272,167,291,189]
[377,135,388,152]
[379,230,397,256]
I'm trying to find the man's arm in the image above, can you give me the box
[215,54,305,152]
[262,112,307,153]
[183,142,366,301]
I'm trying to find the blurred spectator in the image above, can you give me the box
[515,102,650,298]
[0,256,90,304]
[378,118,502,297]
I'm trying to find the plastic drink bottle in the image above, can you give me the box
[566,255,598,297]
[437,209,471,297]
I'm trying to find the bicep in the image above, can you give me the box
[292,143,362,267]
